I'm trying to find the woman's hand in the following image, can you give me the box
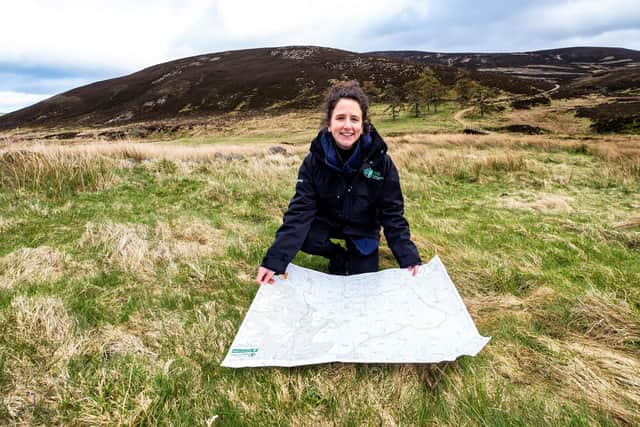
[407,265,419,277]
[256,266,276,285]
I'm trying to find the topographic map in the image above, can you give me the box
[222,256,490,368]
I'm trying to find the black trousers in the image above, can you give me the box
[300,219,379,274]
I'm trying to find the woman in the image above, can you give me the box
[256,81,421,284]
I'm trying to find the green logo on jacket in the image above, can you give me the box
[363,167,383,181]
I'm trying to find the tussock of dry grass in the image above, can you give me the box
[612,217,640,229]
[472,285,640,424]
[487,329,640,424]
[80,221,151,273]
[3,362,66,421]
[79,219,223,276]
[11,296,74,346]
[155,219,224,260]
[139,302,231,359]
[83,325,156,360]
[0,215,16,233]
[0,148,119,194]
[466,286,555,323]
[387,134,640,185]
[8,141,308,162]
[569,289,640,349]
[497,193,574,214]
[3,297,159,423]
[544,337,640,424]
[2,296,75,420]
[392,144,529,178]
[0,246,68,289]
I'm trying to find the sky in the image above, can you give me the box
[1,0,639,113]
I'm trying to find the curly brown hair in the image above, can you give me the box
[323,80,370,130]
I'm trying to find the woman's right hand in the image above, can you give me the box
[256,266,276,285]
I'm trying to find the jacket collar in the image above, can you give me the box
[310,124,387,172]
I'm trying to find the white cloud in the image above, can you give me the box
[0,0,213,71]
[176,0,427,56]
[0,0,638,102]
[0,91,52,113]
[523,0,640,33]
[216,0,417,40]
[0,0,430,73]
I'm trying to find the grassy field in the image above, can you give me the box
[1,103,639,425]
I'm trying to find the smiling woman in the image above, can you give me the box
[256,80,421,283]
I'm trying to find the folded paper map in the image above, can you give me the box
[222,256,490,368]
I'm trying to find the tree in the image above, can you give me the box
[362,80,381,102]
[455,78,474,108]
[423,74,446,113]
[470,85,498,118]
[382,83,403,121]
[403,71,446,117]
[404,79,424,118]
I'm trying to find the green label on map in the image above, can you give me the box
[231,348,259,356]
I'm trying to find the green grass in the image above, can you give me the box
[1,116,639,425]
[370,102,462,134]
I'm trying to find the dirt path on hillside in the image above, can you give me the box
[542,83,561,96]
[453,106,492,134]
[453,107,474,128]
[452,83,561,133]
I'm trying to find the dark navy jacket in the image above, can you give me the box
[261,126,422,274]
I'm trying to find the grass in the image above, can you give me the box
[0,102,639,425]
[370,102,463,134]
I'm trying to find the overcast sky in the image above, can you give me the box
[1,0,639,113]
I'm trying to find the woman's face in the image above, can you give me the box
[328,98,363,150]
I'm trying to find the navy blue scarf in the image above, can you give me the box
[320,129,372,174]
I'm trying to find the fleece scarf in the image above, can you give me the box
[319,129,378,256]
[320,129,372,174]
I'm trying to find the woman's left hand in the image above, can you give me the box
[407,265,419,277]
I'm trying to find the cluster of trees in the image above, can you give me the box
[364,71,499,120]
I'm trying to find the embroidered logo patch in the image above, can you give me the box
[363,167,383,181]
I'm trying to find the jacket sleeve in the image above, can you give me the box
[378,156,422,268]
[261,154,318,274]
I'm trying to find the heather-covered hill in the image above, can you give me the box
[372,46,640,82]
[374,47,640,99]
[0,46,552,131]
[2,46,637,133]
[0,47,429,130]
